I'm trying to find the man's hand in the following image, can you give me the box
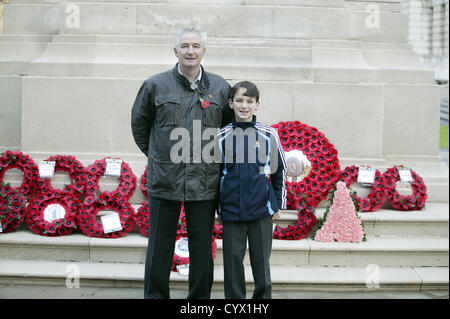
[272,210,281,220]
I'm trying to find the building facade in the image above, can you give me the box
[401,0,449,82]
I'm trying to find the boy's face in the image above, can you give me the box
[229,87,260,123]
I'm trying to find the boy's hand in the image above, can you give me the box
[272,210,281,220]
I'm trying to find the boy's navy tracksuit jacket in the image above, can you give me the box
[217,116,287,222]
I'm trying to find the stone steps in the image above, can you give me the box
[0,259,446,293]
[1,199,448,296]
[1,229,448,267]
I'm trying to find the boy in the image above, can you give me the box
[217,81,287,299]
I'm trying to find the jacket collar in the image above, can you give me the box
[232,115,257,129]
[173,63,210,93]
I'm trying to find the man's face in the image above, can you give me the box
[229,87,260,123]
[174,32,206,70]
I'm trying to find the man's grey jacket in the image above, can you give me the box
[131,64,232,201]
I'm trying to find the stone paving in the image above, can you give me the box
[0,284,448,299]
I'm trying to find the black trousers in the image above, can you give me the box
[222,216,273,299]
[144,195,217,299]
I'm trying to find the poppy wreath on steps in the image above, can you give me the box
[171,235,218,272]
[85,158,137,201]
[382,165,427,211]
[135,201,149,237]
[140,167,148,200]
[78,193,135,238]
[340,165,388,212]
[38,155,86,196]
[136,202,192,238]
[273,201,317,240]
[177,203,187,237]
[25,191,80,236]
[0,184,27,233]
[212,222,223,240]
[271,121,340,209]
[0,150,39,197]
[175,203,223,239]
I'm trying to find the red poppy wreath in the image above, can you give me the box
[85,158,136,200]
[140,166,149,200]
[175,204,223,239]
[78,193,135,238]
[271,121,340,209]
[25,191,80,236]
[135,201,149,237]
[0,150,39,197]
[38,155,86,196]
[171,235,218,272]
[0,184,27,233]
[382,165,427,211]
[340,165,388,212]
[273,201,316,240]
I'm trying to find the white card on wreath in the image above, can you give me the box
[44,204,66,223]
[38,161,56,179]
[101,212,123,233]
[357,166,376,185]
[398,167,414,183]
[0,224,3,233]
[105,159,122,177]
[177,264,190,278]
[175,238,190,258]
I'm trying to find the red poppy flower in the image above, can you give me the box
[201,100,210,109]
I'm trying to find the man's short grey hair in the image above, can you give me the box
[174,27,207,48]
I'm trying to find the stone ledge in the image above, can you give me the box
[0,259,447,292]
[1,231,448,266]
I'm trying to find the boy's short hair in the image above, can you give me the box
[230,81,260,103]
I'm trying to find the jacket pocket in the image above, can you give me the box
[155,94,180,127]
[203,98,222,128]
[149,156,175,191]
[205,163,220,193]
[219,175,240,219]
[267,182,280,214]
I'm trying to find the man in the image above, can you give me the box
[131,27,232,299]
